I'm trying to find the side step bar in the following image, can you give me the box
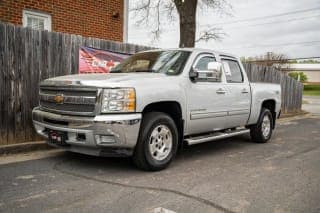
[184,128,250,146]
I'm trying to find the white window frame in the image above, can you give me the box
[123,0,129,42]
[22,10,52,31]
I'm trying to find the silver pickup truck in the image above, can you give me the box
[33,48,281,171]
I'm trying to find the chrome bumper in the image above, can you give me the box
[32,107,142,156]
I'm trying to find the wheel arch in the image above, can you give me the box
[142,101,184,145]
[261,99,276,129]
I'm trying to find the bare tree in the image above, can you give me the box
[130,0,230,47]
[245,52,289,70]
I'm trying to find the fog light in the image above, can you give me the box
[77,133,86,141]
[95,135,116,145]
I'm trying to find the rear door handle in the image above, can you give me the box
[216,88,226,94]
[241,88,249,93]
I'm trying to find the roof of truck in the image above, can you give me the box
[142,48,239,59]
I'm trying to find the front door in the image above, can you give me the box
[186,54,229,135]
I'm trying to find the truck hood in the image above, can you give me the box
[41,73,169,88]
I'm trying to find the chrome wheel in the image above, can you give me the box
[261,115,271,138]
[148,125,173,161]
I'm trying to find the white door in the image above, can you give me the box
[186,54,229,135]
[221,58,251,128]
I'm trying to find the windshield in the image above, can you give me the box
[111,50,191,75]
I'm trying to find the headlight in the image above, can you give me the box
[101,88,136,113]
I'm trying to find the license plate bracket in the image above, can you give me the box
[48,130,69,146]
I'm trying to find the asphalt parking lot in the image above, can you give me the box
[1,113,320,213]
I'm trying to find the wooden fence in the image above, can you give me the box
[0,22,303,145]
[0,23,152,145]
[243,63,304,114]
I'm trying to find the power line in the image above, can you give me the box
[200,6,320,27]
[129,13,320,38]
[251,40,320,48]
[217,40,320,50]
[221,14,320,30]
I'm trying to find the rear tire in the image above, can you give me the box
[133,112,178,171]
[250,108,273,143]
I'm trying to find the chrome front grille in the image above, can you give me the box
[39,87,98,115]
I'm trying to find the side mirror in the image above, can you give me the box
[189,69,199,80]
[206,62,222,81]
[190,62,222,82]
[207,62,222,72]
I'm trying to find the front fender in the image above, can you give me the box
[134,77,187,121]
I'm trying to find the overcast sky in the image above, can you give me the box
[128,0,320,59]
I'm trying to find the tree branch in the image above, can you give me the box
[130,0,231,44]
[195,27,225,43]
[130,0,176,42]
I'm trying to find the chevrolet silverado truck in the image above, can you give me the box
[32,48,281,171]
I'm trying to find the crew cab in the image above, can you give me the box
[32,48,281,171]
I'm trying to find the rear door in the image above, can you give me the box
[221,57,251,128]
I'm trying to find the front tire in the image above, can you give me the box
[133,112,178,171]
[250,108,273,143]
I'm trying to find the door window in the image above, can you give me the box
[194,56,216,70]
[192,55,221,82]
[222,59,243,83]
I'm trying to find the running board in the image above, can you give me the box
[184,128,250,145]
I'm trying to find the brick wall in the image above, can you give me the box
[0,0,123,42]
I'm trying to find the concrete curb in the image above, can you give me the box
[279,110,309,119]
[0,141,54,156]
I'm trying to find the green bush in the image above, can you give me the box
[303,84,320,96]
[304,84,320,91]
[288,72,308,82]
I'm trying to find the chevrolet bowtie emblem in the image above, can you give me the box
[54,94,64,104]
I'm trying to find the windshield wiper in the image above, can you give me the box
[134,69,156,73]
[110,69,157,73]
[110,69,122,73]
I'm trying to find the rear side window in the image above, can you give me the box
[222,59,243,83]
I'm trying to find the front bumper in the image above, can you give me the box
[32,107,142,157]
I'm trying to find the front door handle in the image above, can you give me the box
[241,88,249,93]
[216,88,226,94]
